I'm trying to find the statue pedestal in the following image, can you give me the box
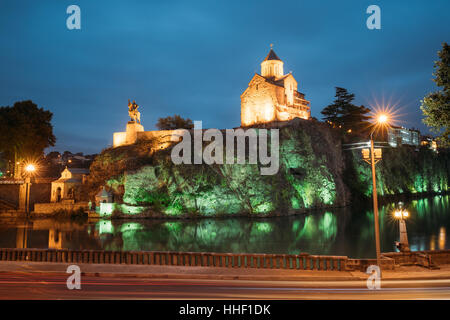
[126,121,144,145]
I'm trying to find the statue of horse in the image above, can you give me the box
[128,99,141,124]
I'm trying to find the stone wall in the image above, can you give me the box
[33,202,89,214]
[0,184,20,207]
[0,182,52,211]
[30,183,51,210]
[113,125,177,149]
[241,75,277,126]
[137,130,177,144]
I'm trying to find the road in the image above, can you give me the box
[0,272,450,299]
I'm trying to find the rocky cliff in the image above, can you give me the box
[86,119,449,218]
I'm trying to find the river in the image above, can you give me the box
[0,195,448,259]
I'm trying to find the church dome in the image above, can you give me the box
[261,48,284,78]
[263,49,282,61]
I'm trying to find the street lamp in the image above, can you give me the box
[377,114,388,124]
[25,164,36,173]
[369,113,389,268]
[24,163,36,215]
[393,202,410,252]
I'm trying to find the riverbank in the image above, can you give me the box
[0,189,447,220]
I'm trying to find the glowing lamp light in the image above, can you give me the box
[25,164,36,173]
[394,209,409,219]
[377,114,388,124]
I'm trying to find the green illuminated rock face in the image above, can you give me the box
[87,119,449,217]
[347,144,449,198]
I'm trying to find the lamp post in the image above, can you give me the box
[370,130,382,268]
[394,202,410,252]
[367,114,388,269]
[24,164,36,215]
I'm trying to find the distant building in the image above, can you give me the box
[45,151,95,169]
[50,167,89,203]
[387,126,420,147]
[420,135,438,152]
[240,47,311,126]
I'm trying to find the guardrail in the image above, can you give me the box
[0,248,349,271]
[382,250,450,268]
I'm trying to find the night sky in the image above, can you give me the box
[0,0,449,154]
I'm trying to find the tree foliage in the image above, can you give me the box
[321,87,371,134]
[420,42,450,147]
[156,114,194,130]
[0,100,56,161]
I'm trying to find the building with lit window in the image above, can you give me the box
[240,47,311,126]
[387,126,420,147]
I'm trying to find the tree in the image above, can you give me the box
[321,87,371,133]
[340,104,371,133]
[46,151,60,159]
[321,87,349,127]
[420,42,450,147]
[0,100,56,164]
[156,114,194,130]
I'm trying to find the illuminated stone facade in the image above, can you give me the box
[241,48,310,126]
[113,102,177,148]
[113,121,144,147]
[50,167,89,202]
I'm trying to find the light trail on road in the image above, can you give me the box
[0,272,450,299]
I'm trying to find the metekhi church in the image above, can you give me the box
[113,47,311,148]
[241,47,311,126]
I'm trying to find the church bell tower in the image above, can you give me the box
[260,45,284,78]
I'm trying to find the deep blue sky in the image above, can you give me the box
[1,0,449,154]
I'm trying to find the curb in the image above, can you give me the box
[79,272,450,282]
[1,268,449,282]
[80,272,363,282]
[0,269,361,282]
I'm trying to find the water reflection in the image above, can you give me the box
[0,195,448,259]
[439,227,446,250]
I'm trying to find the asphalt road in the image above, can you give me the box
[0,272,450,299]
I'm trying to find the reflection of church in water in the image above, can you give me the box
[15,225,65,250]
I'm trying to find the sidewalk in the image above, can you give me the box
[1,261,449,281]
